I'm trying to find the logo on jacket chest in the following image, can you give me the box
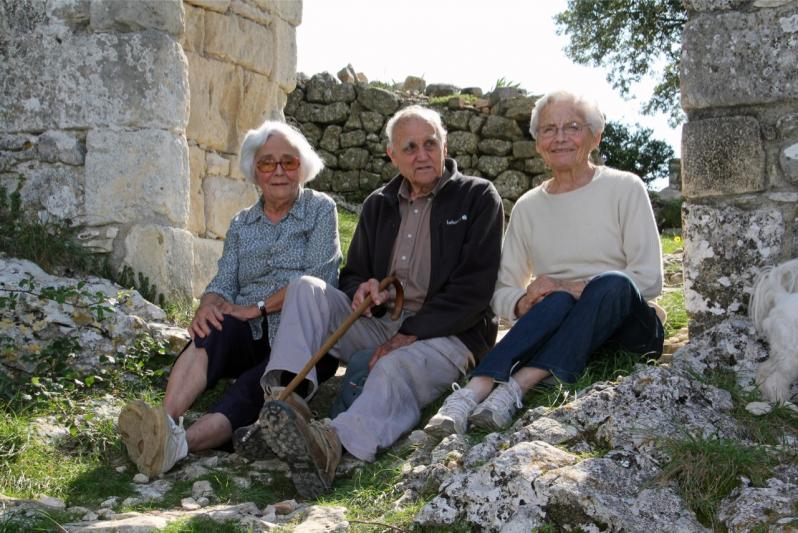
[446,214,468,225]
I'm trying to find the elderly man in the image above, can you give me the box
[257,105,503,498]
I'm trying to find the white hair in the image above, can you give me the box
[239,120,324,184]
[385,105,447,149]
[529,90,606,140]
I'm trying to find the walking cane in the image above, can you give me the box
[277,275,404,401]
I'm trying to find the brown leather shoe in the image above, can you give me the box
[260,400,342,499]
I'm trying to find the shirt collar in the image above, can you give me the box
[398,166,453,201]
[243,187,307,224]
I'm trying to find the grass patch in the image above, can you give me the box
[428,94,479,106]
[661,231,683,255]
[657,436,775,529]
[161,516,254,533]
[337,207,358,265]
[658,289,687,338]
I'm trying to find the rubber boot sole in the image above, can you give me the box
[423,415,460,439]
[232,423,275,460]
[260,401,332,499]
[468,408,504,432]
[118,400,168,478]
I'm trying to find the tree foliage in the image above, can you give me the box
[555,0,687,125]
[599,121,674,185]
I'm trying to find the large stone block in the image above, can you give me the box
[230,0,272,25]
[681,5,798,109]
[481,116,524,140]
[182,3,205,53]
[306,73,356,104]
[90,0,184,38]
[188,145,206,235]
[238,70,282,141]
[192,237,225,298]
[38,131,85,166]
[186,52,241,153]
[681,117,765,197]
[780,139,798,183]
[0,30,188,131]
[477,156,510,178]
[683,202,785,334]
[85,129,189,226]
[258,0,302,25]
[294,102,350,124]
[447,131,478,154]
[272,16,297,93]
[184,0,230,12]
[202,176,259,238]
[493,170,530,201]
[12,160,84,222]
[123,224,195,299]
[204,11,274,75]
[357,87,400,115]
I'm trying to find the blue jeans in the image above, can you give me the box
[472,272,664,383]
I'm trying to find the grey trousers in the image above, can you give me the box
[261,275,471,461]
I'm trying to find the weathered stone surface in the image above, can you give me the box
[202,177,259,238]
[261,0,302,26]
[360,111,384,133]
[442,110,472,131]
[425,83,459,97]
[293,505,349,532]
[525,157,547,175]
[306,73,356,104]
[478,139,512,156]
[489,87,526,106]
[336,64,356,83]
[230,0,272,26]
[37,131,85,166]
[271,16,297,93]
[481,115,525,140]
[89,0,184,37]
[358,171,381,191]
[332,170,359,192]
[204,11,273,75]
[205,152,230,177]
[188,145,206,235]
[469,115,486,134]
[681,117,765,198]
[682,203,784,334]
[780,138,798,183]
[340,130,366,148]
[294,102,350,124]
[123,224,195,298]
[11,160,84,222]
[512,140,537,159]
[185,0,230,12]
[718,471,798,532]
[681,5,798,109]
[496,95,536,121]
[239,70,282,139]
[319,126,342,152]
[477,156,510,177]
[357,87,400,115]
[493,170,529,200]
[84,129,189,226]
[338,148,369,170]
[536,454,706,532]
[0,30,188,131]
[297,122,323,143]
[447,131,478,154]
[186,52,241,153]
[0,257,184,376]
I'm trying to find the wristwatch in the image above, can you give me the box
[256,300,267,317]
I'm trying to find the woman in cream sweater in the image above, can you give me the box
[425,89,665,437]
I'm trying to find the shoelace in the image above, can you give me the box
[309,420,337,471]
[441,385,476,418]
[482,379,523,411]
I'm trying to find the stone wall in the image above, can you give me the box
[680,0,798,334]
[286,73,547,214]
[0,0,300,300]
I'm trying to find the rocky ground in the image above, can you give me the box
[1,255,796,531]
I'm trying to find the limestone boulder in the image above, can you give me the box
[512,140,537,159]
[230,0,272,26]
[681,117,765,198]
[184,0,230,12]
[481,116,525,140]
[192,237,224,298]
[425,84,460,97]
[37,131,85,166]
[204,11,273,75]
[185,52,241,153]
[332,170,359,192]
[496,95,536,121]
[493,170,529,200]
[340,130,366,148]
[123,224,195,299]
[319,126,342,152]
[447,131,478,154]
[682,203,785,334]
[681,4,798,109]
[84,128,189,227]
[89,0,184,37]
[271,16,297,93]
[0,29,188,131]
[357,87,400,116]
[718,469,798,532]
[780,138,798,183]
[338,148,369,170]
[188,145,206,235]
[202,177,259,238]
[262,0,302,25]
[294,102,350,125]
[442,110,473,131]
[478,139,512,156]
[360,111,384,133]
[477,156,510,178]
[402,75,426,93]
[182,3,205,53]
[11,160,84,222]
[306,73,356,104]
[238,71,282,139]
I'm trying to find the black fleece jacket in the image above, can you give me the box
[339,159,504,361]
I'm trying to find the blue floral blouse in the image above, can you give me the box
[204,187,341,343]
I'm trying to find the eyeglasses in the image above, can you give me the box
[256,155,300,173]
[536,122,589,139]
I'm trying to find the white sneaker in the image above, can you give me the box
[469,377,524,431]
[424,385,478,438]
[118,400,188,477]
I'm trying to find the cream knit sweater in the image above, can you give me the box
[491,166,663,320]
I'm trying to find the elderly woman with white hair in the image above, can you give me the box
[119,120,342,477]
[425,90,665,438]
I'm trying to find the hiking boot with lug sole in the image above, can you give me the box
[118,400,188,477]
[260,400,341,499]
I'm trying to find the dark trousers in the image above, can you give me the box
[472,272,664,383]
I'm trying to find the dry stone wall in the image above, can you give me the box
[286,72,548,213]
[680,0,798,334]
[0,0,300,300]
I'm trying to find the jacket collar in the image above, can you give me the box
[381,158,460,204]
